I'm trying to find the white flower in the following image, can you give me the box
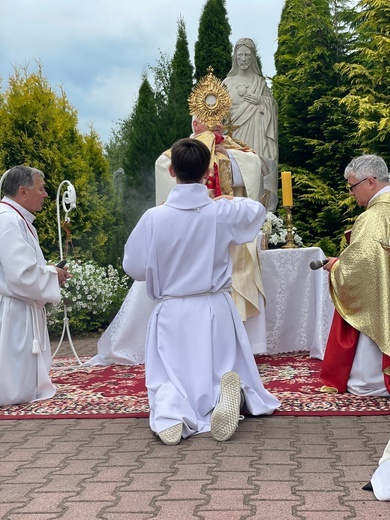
[261,211,303,247]
[46,259,130,334]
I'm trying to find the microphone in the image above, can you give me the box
[309,259,328,270]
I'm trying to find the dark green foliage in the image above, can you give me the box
[194,0,233,80]
[273,0,349,177]
[279,165,363,256]
[121,75,162,231]
[164,17,194,147]
[336,0,390,162]
[123,74,161,190]
[271,0,364,254]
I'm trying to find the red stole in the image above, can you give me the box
[205,133,224,197]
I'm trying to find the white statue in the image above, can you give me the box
[223,38,278,210]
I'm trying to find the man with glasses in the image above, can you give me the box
[320,154,390,396]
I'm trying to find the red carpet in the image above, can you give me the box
[0,352,389,419]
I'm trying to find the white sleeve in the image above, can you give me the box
[227,150,244,187]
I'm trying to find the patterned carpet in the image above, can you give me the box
[0,352,389,419]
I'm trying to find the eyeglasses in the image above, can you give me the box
[347,177,376,193]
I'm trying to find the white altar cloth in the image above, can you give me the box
[86,246,334,366]
[258,246,334,359]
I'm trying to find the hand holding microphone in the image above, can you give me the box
[309,259,329,270]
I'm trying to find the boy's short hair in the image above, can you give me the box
[171,138,211,183]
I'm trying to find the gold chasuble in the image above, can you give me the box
[330,192,390,360]
[155,131,265,322]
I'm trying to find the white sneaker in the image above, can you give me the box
[211,371,241,441]
[158,423,183,446]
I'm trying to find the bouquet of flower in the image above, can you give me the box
[262,211,303,247]
[47,259,130,335]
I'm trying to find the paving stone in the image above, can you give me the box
[252,464,297,480]
[50,458,99,474]
[198,489,252,511]
[215,456,257,472]
[10,492,76,513]
[2,467,55,485]
[207,471,256,490]
[0,336,388,519]
[350,499,390,517]
[294,473,345,491]
[72,480,119,501]
[199,512,255,520]
[339,464,378,483]
[85,466,134,482]
[105,490,159,513]
[47,500,113,519]
[119,472,170,491]
[33,474,84,493]
[153,501,208,519]
[132,457,179,473]
[1,448,49,462]
[251,480,302,501]
[295,458,338,472]
[296,491,351,511]
[104,514,153,520]
[158,480,207,500]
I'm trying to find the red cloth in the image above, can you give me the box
[321,310,390,393]
[205,133,224,198]
[382,354,390,393]
[321,310,359,392]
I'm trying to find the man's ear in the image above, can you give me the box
[18,186,28,200]
[169,164,176,178]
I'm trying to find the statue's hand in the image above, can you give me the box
[243,92,261,105]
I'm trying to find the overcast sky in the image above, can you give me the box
[1,0,284,145]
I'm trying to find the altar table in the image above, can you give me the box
[258,247,334,359]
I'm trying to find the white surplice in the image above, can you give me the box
[123,184,280,437]
[156,149,267,356]
[0,197,61,406]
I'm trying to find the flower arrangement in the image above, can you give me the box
[262,211,303,247]
[47,259,130,335]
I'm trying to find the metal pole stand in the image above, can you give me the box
[51,180,82,365]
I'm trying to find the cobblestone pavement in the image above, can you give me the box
[0,335,389,519]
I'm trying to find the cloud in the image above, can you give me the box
[0,0,284,143]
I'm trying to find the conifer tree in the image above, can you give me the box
[337,0,390,161]
[194,0,232,80]
[164,16,194,147]
[272,0,360,254]
[273,0,343,172]
[121,74,162,230]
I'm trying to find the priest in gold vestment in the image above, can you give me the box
[155,117,267,355]
[320,155,390,396]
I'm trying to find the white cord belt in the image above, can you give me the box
[158,287,231,301]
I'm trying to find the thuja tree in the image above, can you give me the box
[163,16,194,147]
[337,0,390,162]
[273,0,343,172]
[194,0,232,80]
[272,0,359,253]
[0,65,119,266]
[121,74,162,231]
